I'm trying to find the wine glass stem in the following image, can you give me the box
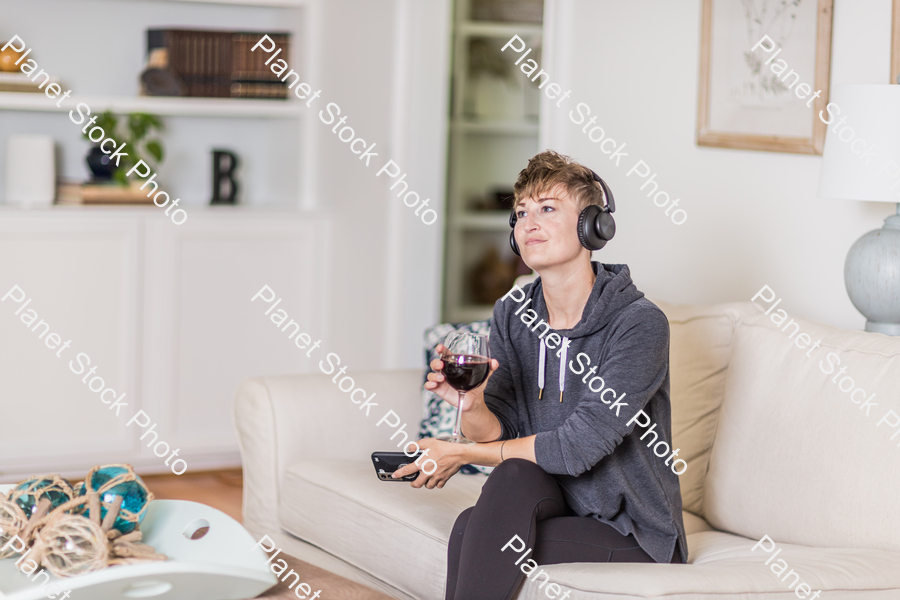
[452,391,466,440]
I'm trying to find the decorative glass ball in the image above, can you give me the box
[80,466,150,533]
[12,477,74,518]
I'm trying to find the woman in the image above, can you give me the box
[394,150,687,600]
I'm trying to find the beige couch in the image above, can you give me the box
[233,301,900,599]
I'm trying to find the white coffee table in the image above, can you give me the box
[0,485,276,600]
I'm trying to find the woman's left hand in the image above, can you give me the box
[393,438,468,489]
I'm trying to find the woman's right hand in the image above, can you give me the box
[425,344,500,411]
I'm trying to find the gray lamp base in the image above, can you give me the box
[844,204,900,336]
[865,321,900,335]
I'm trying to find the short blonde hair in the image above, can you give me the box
[513,150,604,211]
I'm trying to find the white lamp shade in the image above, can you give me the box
[5,134,56,205]
[818,84,900,203]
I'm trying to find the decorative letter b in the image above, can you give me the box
[211,149,239,204]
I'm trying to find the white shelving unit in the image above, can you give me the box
[458,21,542,37]
[0,0,322,477]
[451,119,538,136]
[0,0,315,208]
[134,0,307,6]
[0,92,306,119]
[442,0,543,323]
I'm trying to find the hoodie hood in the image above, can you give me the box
[525,262,644,402]
[528,262,644,339]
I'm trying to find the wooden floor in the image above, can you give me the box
[142,468,244,522]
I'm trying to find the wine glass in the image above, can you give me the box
[436,331,491,444]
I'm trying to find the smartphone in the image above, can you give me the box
[371,451,423,482]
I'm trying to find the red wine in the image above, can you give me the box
[441,354,490,391]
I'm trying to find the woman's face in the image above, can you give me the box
[513,183,589,271]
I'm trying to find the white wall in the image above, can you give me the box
[387,0,452,368]
[541,0,894,331]
[313,0,450,370]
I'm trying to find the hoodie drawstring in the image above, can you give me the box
[538,336,569,402]
[538,339,546,400]
[558,336,568,402]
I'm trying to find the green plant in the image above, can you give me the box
[82,111,164,186]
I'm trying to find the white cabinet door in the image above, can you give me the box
[142,213,331,474]
[0,213,142,478]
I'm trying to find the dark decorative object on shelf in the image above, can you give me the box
[86,146,117,181]
[82,111,164,186]
[211,149,239,204]
[140,49,185,97]
[493,189,515,210]
[470,0,544,23]
[468,39,515,81]
[468,246,527,305]
[470,188,515,211]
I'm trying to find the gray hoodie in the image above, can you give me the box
[484,261,687,564]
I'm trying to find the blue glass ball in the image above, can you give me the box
[13,477,73,517]
[80,466,149,533]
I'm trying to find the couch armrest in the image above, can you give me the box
[232,369,425,537]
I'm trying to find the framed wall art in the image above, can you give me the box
[697,0,834,154]
[892,0,900,84]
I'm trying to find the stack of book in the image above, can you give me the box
[57,181,155,205]
[145,29,292,99]
[0,72,61,93]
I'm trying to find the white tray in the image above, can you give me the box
[0,491,277,600]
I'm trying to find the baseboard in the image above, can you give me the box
[0,451,242,483]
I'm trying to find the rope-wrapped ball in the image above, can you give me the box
[0,496,28,558]
[33,514,109,578]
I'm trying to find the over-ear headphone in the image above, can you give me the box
[509,169,616,256]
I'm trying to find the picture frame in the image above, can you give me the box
[696,0,834,155]
[892,0,900,84]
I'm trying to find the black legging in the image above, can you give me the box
[445,459,677,600]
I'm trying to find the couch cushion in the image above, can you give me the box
[280,459,487,600]
[652,300,755,516]
[682,511,712,537]
[514,531,900,599]
[280,461,721,600]
[280,460,900,599]
[704,310,900,551]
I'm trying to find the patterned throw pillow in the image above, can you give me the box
[419,319,494,475]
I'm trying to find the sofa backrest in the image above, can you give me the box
[703,308,900,551]
[653,300,756,517]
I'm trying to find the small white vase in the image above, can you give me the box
[5,134,56,206]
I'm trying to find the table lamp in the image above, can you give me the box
[817,84,900,335]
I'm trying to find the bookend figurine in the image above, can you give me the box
[211,149,239,204]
